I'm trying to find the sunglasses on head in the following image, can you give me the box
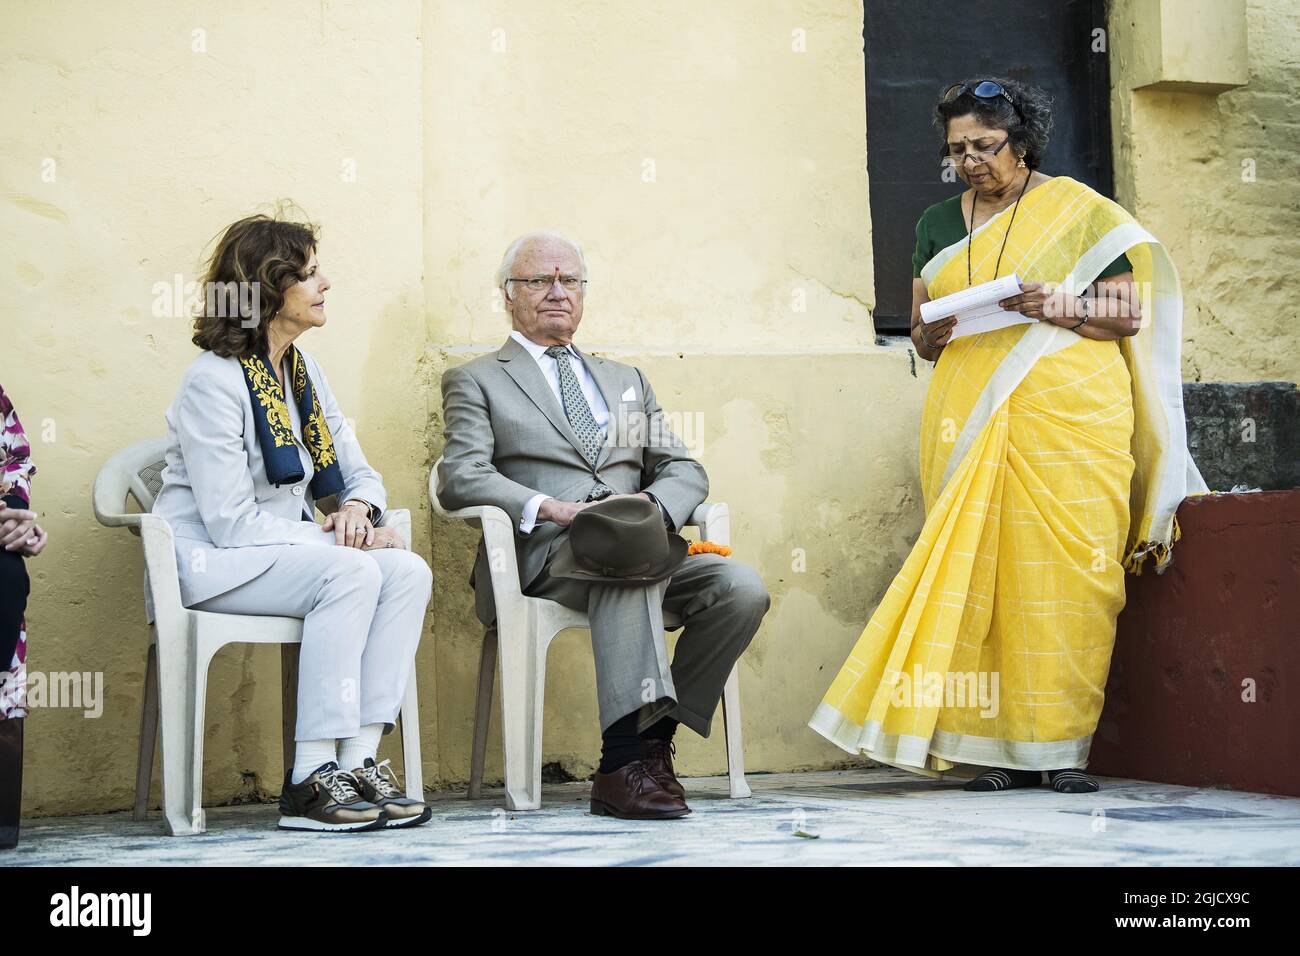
[942,80,1025,122]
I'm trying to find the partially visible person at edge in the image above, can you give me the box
[1,383,45,850]
[151,211,432,832]
[1,384,46,717]
[810,78,1206,794]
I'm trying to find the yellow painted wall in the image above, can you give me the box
[5,0,918,816]
[1109,0,1300,382]
[2,0,428,814]
[8,0,1292,818]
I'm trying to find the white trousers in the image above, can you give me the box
[193,544,432,741]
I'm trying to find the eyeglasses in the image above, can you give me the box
[941,135,1013,168]
[507,274,587,293]
[941,80,1025,122]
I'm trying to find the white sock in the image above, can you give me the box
[337,724,385,772]
[291,739,338,784]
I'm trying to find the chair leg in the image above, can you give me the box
[280,644,300,776]
[181,637,219,835]
[155,620,201,836]
[398,669,423,801]
[721,664,751,799]
[133,642,159,821]
[468,625,498,800]
[497,615,545,811]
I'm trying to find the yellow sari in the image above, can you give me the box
[809,176,1205,774]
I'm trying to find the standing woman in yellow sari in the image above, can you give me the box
[810,78,1205,793]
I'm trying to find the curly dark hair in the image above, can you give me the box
[934,77,1054,170]
[191,208,319,358]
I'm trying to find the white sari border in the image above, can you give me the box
[809,702,1094,773]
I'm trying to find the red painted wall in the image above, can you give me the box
[1090,491,1300,796]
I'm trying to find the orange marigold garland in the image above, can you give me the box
[688,540,732,557]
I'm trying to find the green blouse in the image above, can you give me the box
[912,192,1132,280]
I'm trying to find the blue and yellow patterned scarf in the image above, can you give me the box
[238,346,344,499]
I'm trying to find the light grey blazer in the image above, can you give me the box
[152,348,387,607]
[437,335,708,624]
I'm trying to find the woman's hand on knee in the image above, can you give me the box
[322,500,373,549]
[361,526,407,551]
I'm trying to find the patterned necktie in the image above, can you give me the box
[545,345,613,499]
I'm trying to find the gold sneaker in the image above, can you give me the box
[351,758,432,829]
[278,762,386,832]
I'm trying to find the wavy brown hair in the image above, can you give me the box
[191,209,319,358]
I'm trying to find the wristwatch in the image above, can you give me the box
[1070,294,1090,331]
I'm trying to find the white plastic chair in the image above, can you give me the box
[93,437,423,836]
[429,457,751,811]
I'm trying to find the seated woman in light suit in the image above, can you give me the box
[153,211,432,833]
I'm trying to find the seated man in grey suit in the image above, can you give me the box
[437,231,769,820]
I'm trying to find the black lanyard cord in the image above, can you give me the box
[967,171,1032,286]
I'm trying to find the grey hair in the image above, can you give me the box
[934,76,1054,170]
[495,230,588,292]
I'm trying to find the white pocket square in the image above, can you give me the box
[620,387,636,402]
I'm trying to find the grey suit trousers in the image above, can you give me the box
[526,550,769,735]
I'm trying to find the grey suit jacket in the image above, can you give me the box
[152,348,387,607]
[437,335,708,624]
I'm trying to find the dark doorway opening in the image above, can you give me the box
[864,0,1114,335]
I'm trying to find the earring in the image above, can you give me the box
[1017,156,1027,168]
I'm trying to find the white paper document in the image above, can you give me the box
[919,273,1034,341]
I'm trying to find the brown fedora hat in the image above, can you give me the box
[548,496,689,584]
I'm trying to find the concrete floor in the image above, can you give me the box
[9,768,1300,866]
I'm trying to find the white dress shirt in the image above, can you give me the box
[511,330,610,534]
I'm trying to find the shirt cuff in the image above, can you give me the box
[520,493,549,535]
[644,492,674,532]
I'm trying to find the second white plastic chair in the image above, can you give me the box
[429,458,751,811]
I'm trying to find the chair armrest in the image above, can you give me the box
[438,503,503,525]
[685,501,730,547]
[433,503,520,580]
[93,484,150,538]
[427,477,526,619]
[426,461,514,532]
[92,438,170,532]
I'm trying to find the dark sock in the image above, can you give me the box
[640,716,678,743]
[598,712,644,774]
[964,767,1042,791]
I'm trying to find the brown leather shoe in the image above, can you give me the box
[643,738,686,801]
[590,760,690,820]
